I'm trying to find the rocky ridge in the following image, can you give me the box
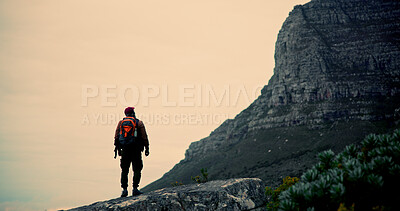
[143,0,400,192]
[67,178,265,211]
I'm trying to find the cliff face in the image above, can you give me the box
[253,0,400,129]
[144,0,400,192]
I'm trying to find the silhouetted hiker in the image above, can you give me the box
[114,107,150,197]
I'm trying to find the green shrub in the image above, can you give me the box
[191,168,208,184]
[278,129,400,210]
[265,176,300,210]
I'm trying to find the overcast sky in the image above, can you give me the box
[0,0,309,210]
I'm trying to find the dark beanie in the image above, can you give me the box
[124,107,135,115]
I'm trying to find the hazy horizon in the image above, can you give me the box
[0,0,309,210]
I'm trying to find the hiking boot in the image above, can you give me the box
[132,188,143,196]
[121,188,128,197]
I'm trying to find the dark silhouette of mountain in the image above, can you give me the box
[143,0,400,192]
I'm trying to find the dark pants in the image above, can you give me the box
[120,147,143,189]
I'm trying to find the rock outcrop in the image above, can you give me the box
[143,0,400,192]
[67,178,265,211]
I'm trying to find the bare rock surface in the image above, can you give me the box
[67,178,265,211]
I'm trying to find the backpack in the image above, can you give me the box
[118,117,139,147]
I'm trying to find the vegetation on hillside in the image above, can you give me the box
[191,168,209,184]
[269,129,400,210]
[266,176,300,210]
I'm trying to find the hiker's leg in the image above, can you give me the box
[120,155,131,189]
[132,152,143,188]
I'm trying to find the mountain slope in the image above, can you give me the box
[143,0,400,192]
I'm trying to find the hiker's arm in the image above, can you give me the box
[114,121,122,158]
[138,120,149,150]
[114,121,122,146]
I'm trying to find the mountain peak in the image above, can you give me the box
[143,0,400,192]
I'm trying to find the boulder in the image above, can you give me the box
[67,178,266,211]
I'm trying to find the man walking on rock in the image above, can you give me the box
[114,107,150,197]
